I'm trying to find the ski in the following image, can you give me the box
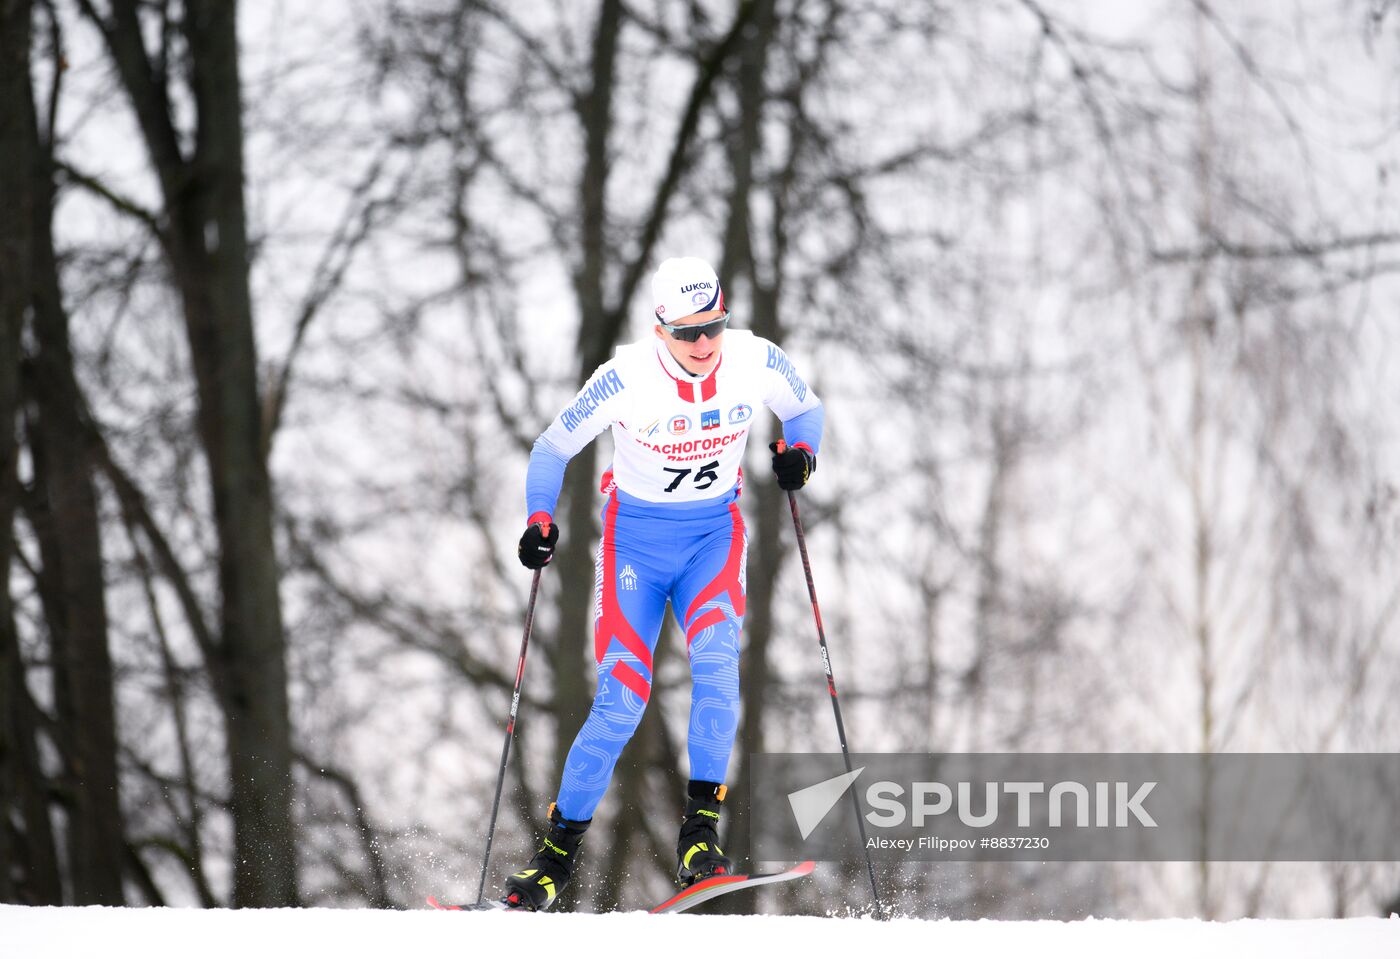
[648,860,815,914]
[426,860,815,914]
[426,895,515,912]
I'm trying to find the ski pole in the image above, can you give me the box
[776,442,887,919]
[474,563,544,904]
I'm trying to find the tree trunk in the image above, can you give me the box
[21,97,126,902]
[86,0,299,905]
[713,0,782,908]
[0,0,63,906]
[184,0,297,908]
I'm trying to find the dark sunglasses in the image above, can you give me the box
[657,311,730,342]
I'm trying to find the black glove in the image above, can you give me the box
[517,518,559,569]
[769,441,815,491]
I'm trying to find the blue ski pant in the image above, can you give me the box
[554,486,747,822]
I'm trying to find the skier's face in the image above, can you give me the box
[655,309,726,376]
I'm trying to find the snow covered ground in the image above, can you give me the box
[2,906,1397,959]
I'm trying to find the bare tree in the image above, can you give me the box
[18,27,127,899]
[75,0,297,906]
[0,0,65,907]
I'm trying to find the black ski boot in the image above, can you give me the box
[502,803,590,911]
[676,780,733,887]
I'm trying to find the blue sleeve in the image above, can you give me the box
[782,402,824,456]
[524,358,626,521]
[525,433,572,520]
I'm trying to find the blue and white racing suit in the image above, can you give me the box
[524,330,823,821]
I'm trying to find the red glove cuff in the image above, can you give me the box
[527,511,553,534]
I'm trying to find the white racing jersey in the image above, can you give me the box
[527,330,823,513]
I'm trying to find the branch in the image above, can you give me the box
[834,107,1043,181]
[1151,232,1400,264]
[262,148,399,459]
[468,132,575,258]
[121,515,219,909]
[53,160,164,239]
[35,0,63,152]
[76,0,188,198]
[82,415,225,709]
[1016,0,1150,258]
[1188,0,1313,177]
[281,519,539,707]
[600,0,763,364]
[469,0,582,109]
[294,752,394,909]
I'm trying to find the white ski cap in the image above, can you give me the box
[651,256,725,322]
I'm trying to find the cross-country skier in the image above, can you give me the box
[501,256,824,911]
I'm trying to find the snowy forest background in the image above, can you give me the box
[2,0,1399,919]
